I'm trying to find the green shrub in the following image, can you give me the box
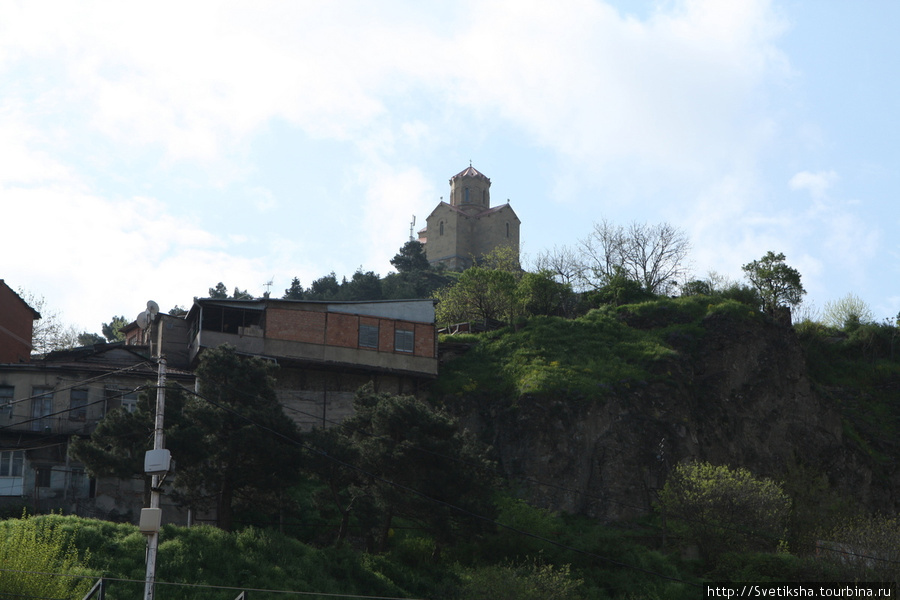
[658,462,791,561]
[0,514,96,598]
[459,559,583,600]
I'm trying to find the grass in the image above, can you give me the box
[433,296,758,404]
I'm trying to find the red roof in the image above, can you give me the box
[450,165,490,182]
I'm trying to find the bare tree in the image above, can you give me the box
[17,290,80,356]
[532,244,585,290]
[578,220,691,294]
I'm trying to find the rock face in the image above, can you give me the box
[447,313,894,521]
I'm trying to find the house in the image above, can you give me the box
[0,342,194,520]
[0,280,40,363]
[176,297,439,430]
[419,166,521,270]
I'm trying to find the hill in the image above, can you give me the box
[432,296,900,528]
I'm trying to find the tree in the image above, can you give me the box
[390,240,430,273]
[174,345,303,531]
[532,245,585,290]
[336,268,383,301]
[658,461,791,560]
[209,282,229,298]
[516,270,573,317]
[578,220,691,294]
[306,273,341,300]
[16,290,80,355]
[822,514,900,582]
[336,384,496,554]
[822,293,874,331]
[76,332,105,346]
[283,277,305,300]
[70,346,302,532]
[102,315,129,341]
[741,251,806,315]
[69,383,196,507]
[434,266,517,326]
[0,516,93,598]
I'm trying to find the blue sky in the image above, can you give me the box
[1,0,897,332]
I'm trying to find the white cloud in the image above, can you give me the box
[789,170,838,198]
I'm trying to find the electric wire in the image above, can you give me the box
[215,387,900,569]
[0,361,157,409]
[0,568,428,600]
[186,385,703,588]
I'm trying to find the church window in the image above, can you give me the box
[483,190,486,205]
[464,188,470,203]
[506,222,510,238]
[439,221,444,236]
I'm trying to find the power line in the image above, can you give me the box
[187,386,701,588]
[0,568,429,600]
[0,361,157,409]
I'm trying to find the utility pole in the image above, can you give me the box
[143,356,169,600]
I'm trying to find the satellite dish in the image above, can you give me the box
[136,311,151,330]
[147,300,160,318]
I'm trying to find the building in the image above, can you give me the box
[143,297,441,430]
[0,342,194,520]
[420,165,521,270]
[0,280,40,363]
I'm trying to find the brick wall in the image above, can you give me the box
[267,307,326,344]
[263,305,436,359]
[0,282,35,362]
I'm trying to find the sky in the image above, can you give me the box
[1,0,898,333]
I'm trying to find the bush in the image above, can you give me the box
[0,514,96,598]
[658,462,791,562]
[459,560,583,600]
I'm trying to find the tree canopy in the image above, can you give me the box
[578,219,691,295]
[302,384,496,554]
[658,461,791,560]
[71,346,303,531]
[741,251,806,315]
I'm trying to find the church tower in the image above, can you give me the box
[420,165,520,270]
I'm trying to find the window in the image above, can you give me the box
[35,467,51,488]
[0,451,24,496]
[439,221,444,236]
[359,324,379,349]
[465,187,470,203]
[31,388,53,432]
[121,391,138,414]
[0,386,13,418]
[394,329,414,353]
[105,387,138,414]
[0,451,23,478]
[506,222,510,238]
[69,389,88,421]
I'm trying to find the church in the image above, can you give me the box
[418,165,521,271]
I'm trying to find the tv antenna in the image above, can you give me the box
[409,215,416,241]
[263,277,274,297]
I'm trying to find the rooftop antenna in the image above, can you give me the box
[409,215,416,241]
[263,277,274,298]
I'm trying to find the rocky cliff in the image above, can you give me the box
[442,310,897,521]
